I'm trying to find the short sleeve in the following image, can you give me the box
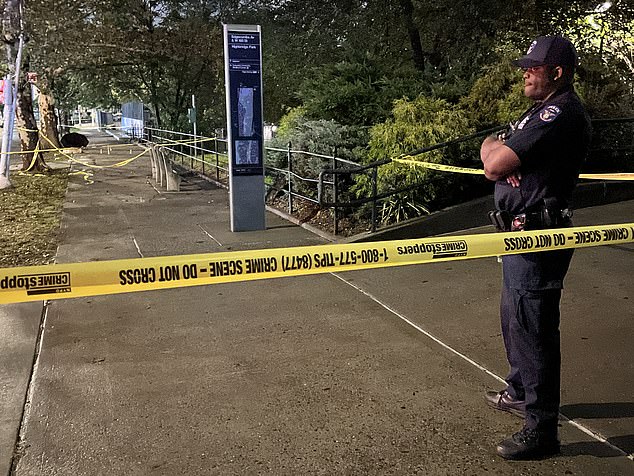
[505,105,565,164]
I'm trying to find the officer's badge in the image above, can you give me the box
[540,105,561,123]
[517,115,531,129]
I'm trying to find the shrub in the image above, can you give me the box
[459,62,531,128]
[353,95,479,225]
[265,107,369,203]
[576,55,634,173]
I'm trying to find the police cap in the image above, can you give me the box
[514,36,578,69]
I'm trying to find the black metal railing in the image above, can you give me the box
[139,117,633,236]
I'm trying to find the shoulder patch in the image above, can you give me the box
[540,105,561,123]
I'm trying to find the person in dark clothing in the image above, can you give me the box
[480,35,592,460]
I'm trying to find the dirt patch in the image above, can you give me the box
[0,170,68,268]
[266,195,370,237]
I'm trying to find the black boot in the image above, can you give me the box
[485,390,526,418]
[496,426,560,460]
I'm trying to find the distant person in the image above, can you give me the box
[480,35,592,460]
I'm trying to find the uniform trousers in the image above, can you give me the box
[500,284,562,434]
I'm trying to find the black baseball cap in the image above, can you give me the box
[513,36,578,68]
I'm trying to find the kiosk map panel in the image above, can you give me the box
[226,30,263,175]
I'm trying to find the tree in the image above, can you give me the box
[38,79,63,150]
[253,0,410,121]
[15,55,47,171]
[557,0,634,88]
[22,0,101,150]
[22,0,225,136]
[296,55,426,127]
[88,1,224,131]
[398,0,429,71]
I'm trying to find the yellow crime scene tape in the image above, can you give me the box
[68,170,95,184]
[8,126,630,180]
[1,223,632,305]
[579,172,634,180]
[394,157,485,175]
[11,126,215,154]
[393,157,634,181]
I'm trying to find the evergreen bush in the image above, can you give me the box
[353,96,479,226]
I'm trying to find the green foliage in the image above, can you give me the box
[53,72,120,111]
[269,107,369,163]
[266,108,369,201]
[576,54,634,173]
[577,54,634,118]
[297,57,427,127]
[200,100,226,134]
[367,96,472,159]
[556,0,634,90]
[459,62,530,128]
[353,95,479,225]
[427,77,473,104]
[26,0,224,131]
[274,107,309,140]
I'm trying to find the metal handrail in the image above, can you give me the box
[266,146,360,166]
[591,117,634,124]
[320,159,391,176]
[401,124,505,158]
[267,165,321,184]
[143,130,333,208]
[141,116,633,235]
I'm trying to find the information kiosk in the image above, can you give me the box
[223,24,266,231]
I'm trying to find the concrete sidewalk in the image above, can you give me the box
[2,130,633,475]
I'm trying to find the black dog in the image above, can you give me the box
[61,132,89,148]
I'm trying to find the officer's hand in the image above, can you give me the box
[506,172,522,188]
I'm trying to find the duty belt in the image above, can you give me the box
[488,207,573,232]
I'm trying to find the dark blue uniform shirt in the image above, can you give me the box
[495,85,592,290]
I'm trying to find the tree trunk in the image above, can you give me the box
[16,76,47,172]
[38,88,62,150]
[398,0,425,71]
[149,65,162,128]
[58,109,71,134]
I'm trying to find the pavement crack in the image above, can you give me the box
[132,236,144,258]
[198,224,223,246]
[9,302,51,476]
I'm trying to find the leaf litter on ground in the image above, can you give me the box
[0,170,68,268]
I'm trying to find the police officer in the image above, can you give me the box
[480,35,592,460]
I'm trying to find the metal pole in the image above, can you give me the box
[201,137,205,175]
[192,94,197,164]
[287,141,292,214]
[371,166,378,232]
[215,138,219,182]
[0,77,15,184]
[6,34,24,174]
[141,102,144,140]
[332,148,338,235]
[0,19,25,184]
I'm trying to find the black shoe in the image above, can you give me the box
[496,427,560,460]
[485,390,526,418]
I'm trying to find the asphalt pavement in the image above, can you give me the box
[2,129,633,475]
